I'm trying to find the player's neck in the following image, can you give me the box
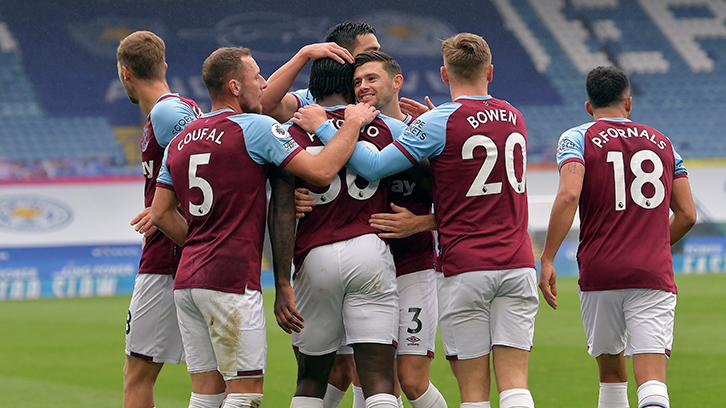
[139,81,172,116]
[449,81,489,101]
[317,93,351,108]
[379,98,406,122]
[592,108,629,121]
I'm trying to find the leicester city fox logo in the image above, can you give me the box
[0,195,73,233]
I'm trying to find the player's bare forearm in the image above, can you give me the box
[150,188,187,246]
[669,177,697,245]
[370,204,436,239]
[262,43,353,122]
[267,165,296,288]
[261,51,309,121]
[543,162,583,253]
[267,167,305,333]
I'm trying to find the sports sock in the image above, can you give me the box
[460,402,490,408]
[598,382,629,408]
[499,388,534,408]
[637,380,669,408]
[323,384,347,408]
[398,395,405,408]
[365,393,399,408]
[409,382,448,408]
[353,385,366,408]
[222,393,263,408]
[290,396,324,408]
[189,392,226,408]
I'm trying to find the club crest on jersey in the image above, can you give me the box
[271,123,290,140]
[141,126,151,152]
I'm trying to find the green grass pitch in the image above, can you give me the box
[0,273,723,407]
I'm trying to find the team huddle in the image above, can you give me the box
[117,20,696,408]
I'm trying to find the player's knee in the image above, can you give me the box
[123,357,161,388]
[397,371,428,400]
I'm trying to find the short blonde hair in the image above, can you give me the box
[441,33,491,82]
[116,31,166,81]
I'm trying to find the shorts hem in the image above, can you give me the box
[346,338,397,347]
[126,350,182,365]
[293,346,340,357]
[221,369,265,381]
[492,341,533,352]
[188,366,220,375]
[447,350,490,361]
[396,349,435,358]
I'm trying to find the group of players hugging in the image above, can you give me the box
[117,19,696,408]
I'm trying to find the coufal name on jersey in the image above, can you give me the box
[466,108,518,129]
[177,127,224,151]
[590,126,667,149]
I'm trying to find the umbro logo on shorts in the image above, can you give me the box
[406,335,421,346]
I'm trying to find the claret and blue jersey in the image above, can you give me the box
[315,95,535,277]
[557,117,688,293]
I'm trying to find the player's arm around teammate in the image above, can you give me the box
[261,42,353,123]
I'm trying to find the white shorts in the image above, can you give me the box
[437,268,538,360]
[174,288,267,381]
[292,234,399,356]
[397,269,438,357]
[125,273,183,364]
[579,288,676,358]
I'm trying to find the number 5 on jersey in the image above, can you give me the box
[188,153,213,216]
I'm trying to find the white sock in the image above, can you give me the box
[323,384,347,408]
[189,392,226,408]
[499,388,534,408]
[290,396,324,408]
[599,382,629,408]
[398,395,405,408]
[222,393,263,408]
[410,382,448,408]
[366,393,399,408]
[460,403,490,408]
[353,385,366,408]
[637,380,669,408]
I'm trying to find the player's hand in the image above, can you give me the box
[370,203,420,239]
[292,104,328,134]
[130,207,157,236]
[274,284,305,334]
[400,96,435,119]
[301,42,354,64]
[294,188,316,219]
[538,260,558,310]
[344,102,379,128]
